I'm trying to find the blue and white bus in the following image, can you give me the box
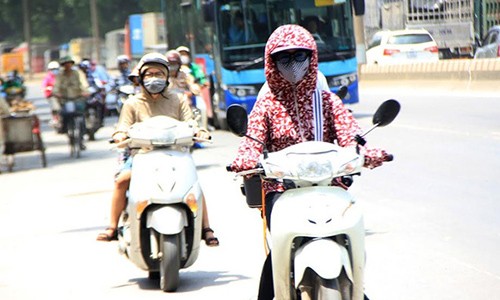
[203,0,363,128]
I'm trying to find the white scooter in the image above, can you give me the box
[227,99,400,300]
[115,116,206,292]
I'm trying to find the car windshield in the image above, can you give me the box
[388,34,433,45]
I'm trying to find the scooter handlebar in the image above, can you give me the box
[385,154,394,162]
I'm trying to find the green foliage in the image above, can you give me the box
[0,0,160,46]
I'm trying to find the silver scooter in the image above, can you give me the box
[227,99,400,300]
[115,116,206,292]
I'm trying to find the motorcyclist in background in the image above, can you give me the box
[52,56,89,149]
[176,46,214,131]
[165,50,200,110]
[2,69,26,104]
[79,59,106,127]
[166,49,208,148]
[80,58,111,85]
[42,61,61,129]
[116,55,132,85]
[176,46,208,86]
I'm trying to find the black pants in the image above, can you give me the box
[257,192,282,300]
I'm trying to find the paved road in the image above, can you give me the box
[1,79,499,299]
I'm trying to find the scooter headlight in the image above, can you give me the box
[290,152,333,182]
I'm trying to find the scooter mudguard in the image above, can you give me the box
[294,239,354,287]
[146,206,187,235]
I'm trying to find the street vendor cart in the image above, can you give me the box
[1,104,46,172]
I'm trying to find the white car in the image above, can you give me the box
[366,29,440,65]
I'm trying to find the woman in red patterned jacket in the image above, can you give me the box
[230,24,390,299]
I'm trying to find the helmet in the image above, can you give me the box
[116,54,130,64]
[166,50,182,64]
[128,65,140,82]
[138,52,169,77]
[79,59,91,69]
[59,56,75,65]
[47,61,60,70]
[176,46,190,54]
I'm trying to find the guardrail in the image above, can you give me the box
[360,58,500,81]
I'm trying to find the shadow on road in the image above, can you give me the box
[126,270,252,292]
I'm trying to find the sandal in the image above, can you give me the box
[96,227,118,242]
[202,227,219,247]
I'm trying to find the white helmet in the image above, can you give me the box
[47,61,60,70]
[117,54,130,64]
[138,52,170,75]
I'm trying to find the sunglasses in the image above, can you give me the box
[272,50,311,64]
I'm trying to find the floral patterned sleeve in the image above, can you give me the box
[230,98,269,172]
[328,94,389,169]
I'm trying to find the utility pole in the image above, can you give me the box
[352,0,367,65]
[22,0,32,78]
[354,16,366,65]
[90,0,100,63]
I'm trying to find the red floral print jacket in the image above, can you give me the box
[231,25,388,194]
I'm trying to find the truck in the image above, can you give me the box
[405,0,475,58]
[371,0,500,59]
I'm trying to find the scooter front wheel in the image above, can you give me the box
[159,234,180,292]
[299,268,351,300]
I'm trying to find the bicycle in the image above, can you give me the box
[60,98,86,158]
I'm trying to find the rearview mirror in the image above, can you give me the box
[226,104,248,137]
[373,99,400,127]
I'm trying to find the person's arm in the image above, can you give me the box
[178,93,195,122]
[328,94,389,169]
[185,72,201,96]
[78,70,89,95]
[112,100,136,141]
[230,98,269,172]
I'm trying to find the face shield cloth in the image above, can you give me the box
[276,58,311,84]
[143,78,167,94]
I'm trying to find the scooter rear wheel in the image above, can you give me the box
[159,234,180,292]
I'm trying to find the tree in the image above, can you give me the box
[0,0,160,46]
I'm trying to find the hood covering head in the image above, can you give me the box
[265,24,318,98]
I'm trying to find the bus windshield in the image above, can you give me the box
[215,0,356,70]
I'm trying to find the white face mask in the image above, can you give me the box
[169,64,180,73]
[143,78,167,94]
[276,58,310,84]
[180,55,190,65]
